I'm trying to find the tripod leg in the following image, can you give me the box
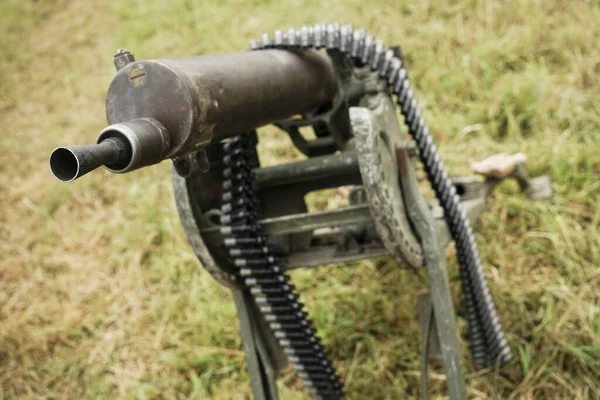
[233,289,280,400]
[396,147,467,400]
[418,294,433,400]
[423,246,466,400]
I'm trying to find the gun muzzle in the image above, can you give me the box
[50,139,127,182]
[49,117,170,182]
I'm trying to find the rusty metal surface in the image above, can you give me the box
[106,50,337,160]
[351,96,424,269]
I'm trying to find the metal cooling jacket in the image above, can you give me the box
[221,23,513,399]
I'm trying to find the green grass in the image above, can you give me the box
[1,0,599,398]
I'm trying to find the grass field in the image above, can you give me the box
[1,0,599,399]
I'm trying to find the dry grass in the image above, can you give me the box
[1,0,599,399]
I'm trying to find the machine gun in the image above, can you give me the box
[49,24,551,400]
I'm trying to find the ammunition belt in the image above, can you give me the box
[220,23,513,399]
[220,133,343,399]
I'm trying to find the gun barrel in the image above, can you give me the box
[51,49,337,181]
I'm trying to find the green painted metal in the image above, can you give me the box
[233,289,280,400]
[351,95,467,399]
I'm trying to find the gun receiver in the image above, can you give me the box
[50,49,336,181]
